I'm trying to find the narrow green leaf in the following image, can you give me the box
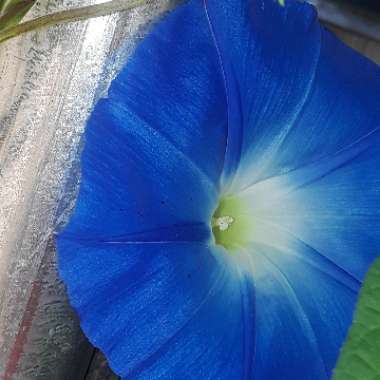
[0,0,35,31]
[333,256,380,380]
[0,0,151,44]
[1,0,32,14]
[0,0,9,14]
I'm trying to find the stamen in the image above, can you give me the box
[213,216,235,231]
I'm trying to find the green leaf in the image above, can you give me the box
[0,0,150,44]
[333,256,380,380]
[1,0,26,14]
[0,0,36,31]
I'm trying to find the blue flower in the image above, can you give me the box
[57,0,380,379]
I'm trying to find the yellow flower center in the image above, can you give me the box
[211,195,254,251]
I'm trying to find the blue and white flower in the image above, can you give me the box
[57,0,380,379]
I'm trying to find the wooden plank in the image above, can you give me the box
[326,24,380,65]
[309,0,380,42]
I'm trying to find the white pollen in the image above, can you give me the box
[215,216,235,231]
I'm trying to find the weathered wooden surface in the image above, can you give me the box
[0,1,179,379]
[310,0,380,41]
[328,24,380,65]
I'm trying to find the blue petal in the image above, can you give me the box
[204,0,322,187]
[237,126,380,280]
[59,0,227,242]
[57,238,255,379]
[205,0,380,192]
[240,234,359,380]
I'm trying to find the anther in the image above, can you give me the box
[214,216,235,231]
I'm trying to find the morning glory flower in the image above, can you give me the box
[57,0,380,379]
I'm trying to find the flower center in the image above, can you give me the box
[211,196,253,251]
[213,215,235,231]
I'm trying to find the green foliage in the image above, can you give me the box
[0,0,36,31]
[334,256,380,380]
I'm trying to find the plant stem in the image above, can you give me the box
[0,0,149,44]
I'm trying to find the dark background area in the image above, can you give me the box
[341,0,380,13]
